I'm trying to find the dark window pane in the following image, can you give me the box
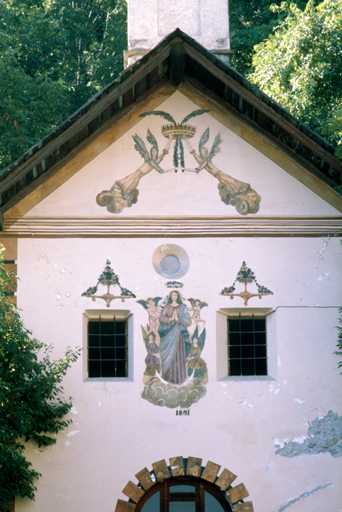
[229,359,241,376]
[88,360,101,378]
[229,346,241,359]
[228,319,240,331]
[241,346,254,358]
[256,359,267,375]
[115,321,126,335]
[255,332,266,345]
[88,348,100,360]
[88,334,100,347]
[101,348,115,360]
[229,332,240,345]
[254,319,266,332]
[88,321,99,334]
[240,332,254,345]
[116,347,128,360]
[255,346,267,358]
[101,321,114,334]
[115,360,127,377]
[115,334,128,347]
[240,319,253,332]
[101,360,117,377]
[100,335,114,347]
[241,358,255,375]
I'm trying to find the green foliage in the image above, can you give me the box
[229,0,307,75]
[322,105,342,163]
[249,0,342,149]
[335,308,342,371]
[0,246,80,509]
[47,0,127,109]
[0,0,127,170]
[0,1,70,168]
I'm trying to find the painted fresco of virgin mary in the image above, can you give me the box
[158,290,192,385]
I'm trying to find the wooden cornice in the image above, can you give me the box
[2,216,341,238]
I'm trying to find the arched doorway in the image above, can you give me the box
[115,457,254,512]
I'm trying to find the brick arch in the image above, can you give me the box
[115,457,254,512]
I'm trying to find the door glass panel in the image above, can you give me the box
[141,491,160,512]
[139,481,231,512]
[169,503,196,512]
[205,492,226,512]
[169,486,196,493]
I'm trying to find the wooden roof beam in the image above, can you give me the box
[169,43,186,87]
[183,43,342,175]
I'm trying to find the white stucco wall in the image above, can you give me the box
[14,235,342,512]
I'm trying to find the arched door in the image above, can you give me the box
[137,477,233,512]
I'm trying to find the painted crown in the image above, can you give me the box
[161,124,196,138]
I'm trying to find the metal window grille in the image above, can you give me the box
[88,316,128,378]
[227,314,267,376]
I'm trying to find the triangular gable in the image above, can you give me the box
[23,92,340,216]
[0,29,341,234]
[3,91,341,238]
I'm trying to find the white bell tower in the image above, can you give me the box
[124,0,231,67]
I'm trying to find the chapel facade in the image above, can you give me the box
[1,2,342,511]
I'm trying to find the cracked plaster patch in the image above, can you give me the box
[266,458,274,471]
[278,483,333,511]
[317,238,329,260]
[239,399,253,407]
[66,430,79,437]
[275,411,342,458]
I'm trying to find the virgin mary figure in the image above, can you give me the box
[158,290,192,385]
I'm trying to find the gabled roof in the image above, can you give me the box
[0,28,341,230]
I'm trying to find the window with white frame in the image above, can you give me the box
[216,308,275,380]
[84,310,133,380]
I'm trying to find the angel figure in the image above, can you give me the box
[185,128,261,215]
[140,326,161,377]
[137,296,162,336]
[187,298,208,326]
[96,129,172,214]
[144,332,161,369]
[186,327,207,380]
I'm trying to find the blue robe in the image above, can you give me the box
[158,303,191,384]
